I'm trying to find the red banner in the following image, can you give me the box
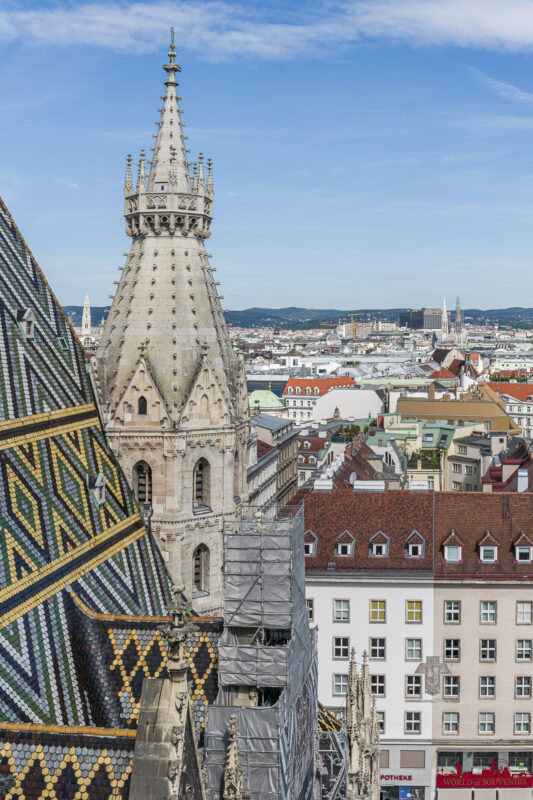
[437,761,533,789]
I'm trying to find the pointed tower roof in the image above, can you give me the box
[147,37,191,195]
[81,291,91,335]
[96,40,249,427]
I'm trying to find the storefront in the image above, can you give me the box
[436,751,533,800]
[380,747,432,800]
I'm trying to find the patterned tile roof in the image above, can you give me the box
[0,195,172,731]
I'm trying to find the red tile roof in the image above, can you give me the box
[301,490,533,577]
[447,358,464,376]
[298,437,331,452]
[430,367,456,379]
[257,439,276,459]
[487,382,533,402]
[283,377,356,396]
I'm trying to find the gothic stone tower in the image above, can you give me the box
[95,40,249,613]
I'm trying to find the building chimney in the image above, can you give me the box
[518,468,529,493]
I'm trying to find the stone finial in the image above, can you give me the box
[158,585,198,681]
[136,150,146,194]
[206,158,214,194]
[124,154,133,195]
[197,153,205,191]
[223,715,248,800]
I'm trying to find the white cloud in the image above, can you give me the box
[3,1,533,60]
[473,69,533,104]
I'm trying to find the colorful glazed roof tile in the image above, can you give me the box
[0,196,173,729]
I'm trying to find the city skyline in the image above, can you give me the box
[4,0,533,308]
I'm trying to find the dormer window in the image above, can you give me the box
[288,387,293,394]
[480,545,498,564]
[304,441,310,449]
[296,387,301,394]
[405,531,425,558]
[444,545,462,563]
[88,472,106,506]
[304,530,317,557]
[314,387,320,395]
[516,546,533,563]
[306,387,311,395]
[370,532,390,558]
[334,531,355,557]
[16,308,36,340]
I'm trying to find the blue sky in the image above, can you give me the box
[3,1,533,309]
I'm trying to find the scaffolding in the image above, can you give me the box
[205,508,317,800]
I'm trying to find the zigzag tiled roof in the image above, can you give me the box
[0,196,173,732]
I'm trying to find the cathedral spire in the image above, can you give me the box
[136,150,146,194]
[146,34,191,195]
[81,292,91,336]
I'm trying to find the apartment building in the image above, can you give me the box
[283,377,356,424]
[253,413,299,506]
[304,492,435,800]
[302,489,533,800]
[488,382,533,441]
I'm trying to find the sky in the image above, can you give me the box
[4,2,533,309]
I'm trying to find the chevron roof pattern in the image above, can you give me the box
[0,196,173,731]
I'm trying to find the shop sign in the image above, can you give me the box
[436,762,533,789]
[381,775,413,782]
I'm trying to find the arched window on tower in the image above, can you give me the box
[234,450,240,501]
[133,461,152,507]
[138,396,148,415]
[193,544,210,594]
[193,458,211,511]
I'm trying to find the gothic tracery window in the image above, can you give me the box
[138,396,147,415]
[133,461,152,506]
[193,544,210,594]
[193,458,210,510]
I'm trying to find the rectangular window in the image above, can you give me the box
[371,675,385,696]
[444,601,461,623]
[334,599,349,622]
[333,637,349,659]
[517,601,533,623]
[376,711,385,734]
[406,638,422,661]
[445,639,460,661]
[452,481,461,490]
[370,638,386,660]
[306,598,314,622]
[480,639,496,661]
[479,712,495,734]
[515,713,531,734]
[407,542,422,557]
[445,545,461,562]
[406,600,422,623]
[480,601,497,623]
[480,547,497,563]
[405,711,421,734]
[465,465,473,475]
[443,675,460,698]
[406,675,422,697]
[458,445,467,455]
[370,600,386,623]
[479,676,495,697]
[443,712,459,734]
[452,463,462,473]
[333,674,347,696]
[517,640,532,661]
[516,676,532,697]
[335,542,352,556]
[517,547,533,563]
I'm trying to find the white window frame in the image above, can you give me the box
[333,673,347,696]
[443,712,459,734]
[516,676,531,698]
[444,545,462,563]
[480,546,498,564]
[517,639,532,661]
[516,546,533,563]
[333,599,350,622]
[517,601,533,624]
[443,675,460,698]
[444,601,461,623]
[479,676,495,698]
[480,601,497,624]
[406,638,422,661]
[515,712,531,734]
[478,712,495,734]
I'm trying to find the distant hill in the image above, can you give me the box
[62,305,533,330]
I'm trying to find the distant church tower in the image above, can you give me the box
[440,296,449,341]
[81,292,91,336]
[454,295,462,338]
[95,38,249,612]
